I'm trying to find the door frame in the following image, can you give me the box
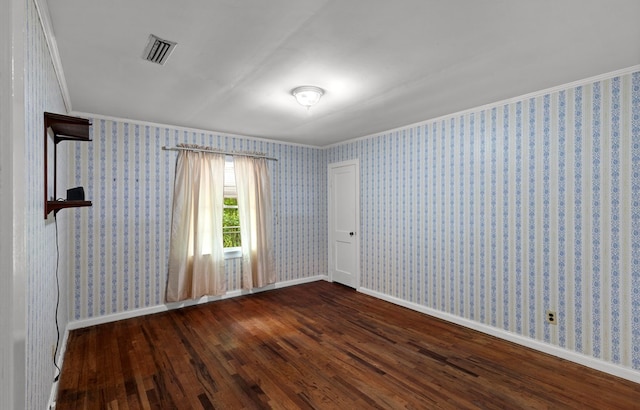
[328,159,360,289]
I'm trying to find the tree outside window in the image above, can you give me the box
[223,157,241,249]
[223,197,241,248]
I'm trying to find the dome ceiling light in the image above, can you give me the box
[291,86,324,109]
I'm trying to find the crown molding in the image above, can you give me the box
[328,64,640,148]
[71,111,325,150]
[33,0,72,113]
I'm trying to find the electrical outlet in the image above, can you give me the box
[546,310,557,325]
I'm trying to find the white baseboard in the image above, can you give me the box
[67,275,328,330]
[53,275,327,407]
[58,276,637,401]
[47,326,69,410]
[358,287,640,384]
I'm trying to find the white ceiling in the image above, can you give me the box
[47,0,640,146]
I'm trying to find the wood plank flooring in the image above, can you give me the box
[56,281,640,409]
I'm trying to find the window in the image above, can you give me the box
[223,197,241,247]
[167,149,275,301]
[223,157,241,252]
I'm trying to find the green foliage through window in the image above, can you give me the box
[223,197,241,248]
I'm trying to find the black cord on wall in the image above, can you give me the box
[53,214,61,382]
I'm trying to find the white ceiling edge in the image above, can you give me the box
[33,0,72,113]
[69,111,324,150]
[325,64,640,149]
[39,0,639,150]
[73,63,640,151]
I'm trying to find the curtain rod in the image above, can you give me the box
[162,146,278,161]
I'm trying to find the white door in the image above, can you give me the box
[328,160,359,288]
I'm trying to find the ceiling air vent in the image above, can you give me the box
[142,34,177,65]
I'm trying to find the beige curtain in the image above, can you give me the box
[166,146,226,302]
[234,156,275,289]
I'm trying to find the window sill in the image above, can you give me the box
[224,248,242,259]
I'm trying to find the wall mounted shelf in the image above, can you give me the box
[44,112,92,218]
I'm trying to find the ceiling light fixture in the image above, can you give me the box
[292,86,324,109]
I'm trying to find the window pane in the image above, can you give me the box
[223,197,241,247]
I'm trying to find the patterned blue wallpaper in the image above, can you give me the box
[327,71,640,371]
[24,0,69,408]
[68,121,327,320]
[67,69,640,376]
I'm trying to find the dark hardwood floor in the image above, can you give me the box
[56,281,640,409]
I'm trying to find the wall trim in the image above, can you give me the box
[33,0,71,113]
[358,287,640,385]
[47,327,69,410]
[325,64,640,149]
[70,111,325,150]
[55,277,325,406]
[67,275,327,330]
[53,277,640,397]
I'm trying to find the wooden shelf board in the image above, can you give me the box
[45,112,91,141]
[46,200,92,217]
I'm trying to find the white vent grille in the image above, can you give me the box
[142,34,177,65]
